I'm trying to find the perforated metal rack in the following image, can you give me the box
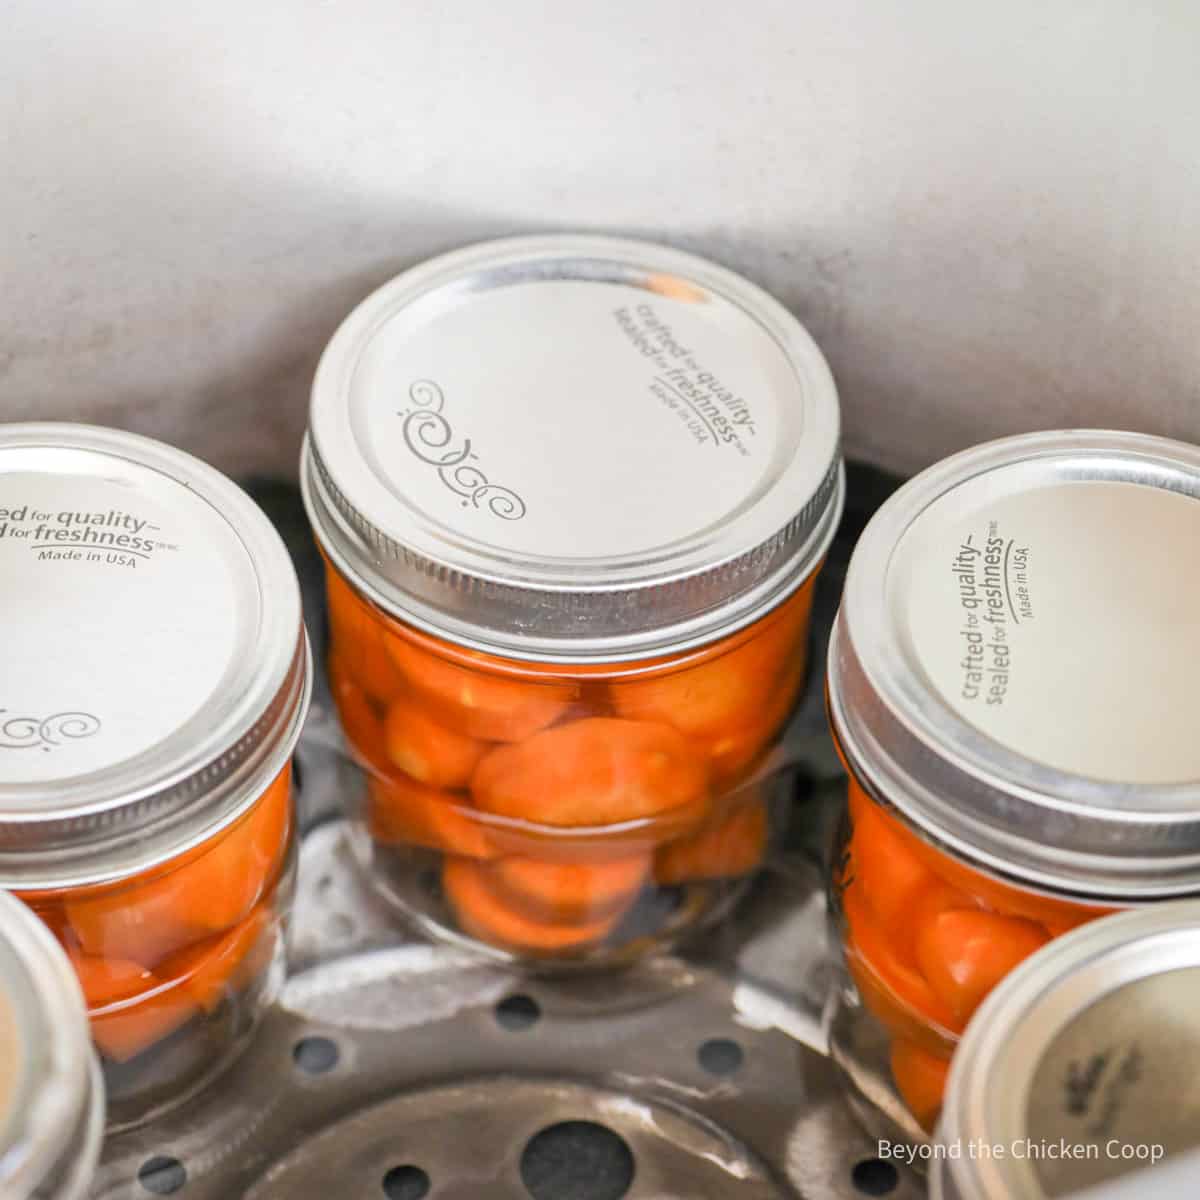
[91,465,924,1200]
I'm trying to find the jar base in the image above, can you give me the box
[826,984,934,1166]
[345,822,756,972]
[101,925,288,1133]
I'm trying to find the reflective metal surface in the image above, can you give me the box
[92,465,923,1199]
[0,890,102,1200]
[935,902,1200,1200]
[0,423,310,888]
[830,429,1200,899]
[303,235,843,662]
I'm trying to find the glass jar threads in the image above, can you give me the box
[0,889,103,1200]
[0,423,310,1127]
[826,430,1200,1141]
[304,234,843,963]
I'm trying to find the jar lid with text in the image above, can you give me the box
[829,429,1200,898]
[303,235,843,662]
[0,424,310,887]
[933,902,1200,1200]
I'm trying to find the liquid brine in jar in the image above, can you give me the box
[826,430,1200,1144]
[0,423,311,1128]
[303,235,844,963]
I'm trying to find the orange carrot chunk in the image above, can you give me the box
[610,654,778,740]
[655,800,768,884]
[891,1038,951,1134]
[472,718,709,827]
[68,949,198,1064]
[702,661,804,788]
[843,886,960,1041]
[326,568,406,704]
[488,854,650,924]
[156,906,274,1013]
[845,801,938,955]
[66,771,291,967]
[383,631,576,742]
[915,909,1050,1025]
[384,697,488,788]
[443,857,617,955]
[367,774,496,860]
[610,584,812,738]
[329,653,389,767]
[905,827,1114,930]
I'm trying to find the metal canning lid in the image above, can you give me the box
[933,901,1200,1200]
[303,234,843,662]
[0,423,310,888]
[0,890,102,1199]
[828,429,1200,899]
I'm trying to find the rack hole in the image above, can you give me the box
[382,1164,431,1199]
[138,1156,187,1195]
[851,1157,899,1195]
[495,993,541,1032]
[520,1121,634,1200]
[698,1037,744,1076]
[292,1035,339,1075]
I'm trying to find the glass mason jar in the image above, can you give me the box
[826,430,1200,1143]
[303,235,843,963]
[933,902,1200,1200]
[0,424,310,1128]
[0,889,104,1200]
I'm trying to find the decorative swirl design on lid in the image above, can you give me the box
[0,710,102,753]
[399,381,527,521]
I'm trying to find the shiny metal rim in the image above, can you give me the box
[830,429,1200,897]
[0,423,312,887]
[303,234,844,662]
[936,900,1200,1200]
[0,890,99,1198]
[304,444,844,664]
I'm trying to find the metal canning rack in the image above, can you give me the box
[91,465,924,1200]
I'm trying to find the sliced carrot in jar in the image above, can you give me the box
[67,949,199,1064]
[915,908,1050,1025]
[329,653,389,768]
[843,886,959,1042]
[68,948,156,1009]
[384,697,488,788]
[905,831,1113,930]
[367,774,496,860]
[443,857,617,956]
[472,718,709,827]
[702,660,804,788]
[66,770,291,967]
[19,899,72,943]
[610,653,779,740]
[156,906,274,1014]
[488,854,650,924]
[90,988,200,1064]
[326,568,405,704]
[845,799,937,954]
[903,881,980,963]
[655,798,768,884]
[891,1038,951,1134]
[383,630,576,742]
[610,585,812,739]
